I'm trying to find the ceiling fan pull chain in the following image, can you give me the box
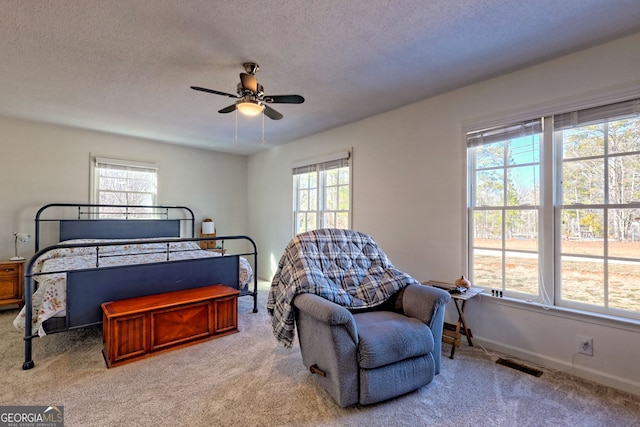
[261,111,265,145]
[235,108,238,142]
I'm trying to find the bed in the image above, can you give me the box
[14,203,258,370]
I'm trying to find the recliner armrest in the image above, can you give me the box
[393,284,451,375]
[293,293,358,343]
[397,284,451,327]
[292,293,361,406]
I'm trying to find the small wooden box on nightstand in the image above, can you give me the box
[0,260,24,308]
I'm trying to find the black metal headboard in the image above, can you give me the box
[35,203,195,251]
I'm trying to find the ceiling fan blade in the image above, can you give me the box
[264,94,305,104]
[240,73,258,93]
[191,86,239,99]
[263,105,283,120]
[218,104,237,114]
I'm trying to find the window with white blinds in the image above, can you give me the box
[292,152,351,235]
[91,156,158,217]
[553,97,640,317]
[467,96,640,321]
[467,119,543,300]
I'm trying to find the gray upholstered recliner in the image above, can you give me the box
[268,228,450,407]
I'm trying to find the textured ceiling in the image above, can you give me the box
[2,1,640,155]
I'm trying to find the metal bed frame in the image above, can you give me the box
[22,203,258,370]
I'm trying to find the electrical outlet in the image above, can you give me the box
[577,336,593,356]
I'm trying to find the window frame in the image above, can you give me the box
[292,152,352,235]
[467,119,544,301]
[553,105,640,319]
[466,96,640,322]
[90,156,158,216]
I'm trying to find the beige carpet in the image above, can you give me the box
[2,281,638,427]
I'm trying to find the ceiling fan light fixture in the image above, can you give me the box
[190,62,302,120]
[237,101,264,116]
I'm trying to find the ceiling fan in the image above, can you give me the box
[190,62,304,120]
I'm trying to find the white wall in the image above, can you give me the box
[0,117,248,260]
[248,32,640,395]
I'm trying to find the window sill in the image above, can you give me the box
[478,292,640,333]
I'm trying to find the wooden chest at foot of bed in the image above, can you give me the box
[101,284,240,368]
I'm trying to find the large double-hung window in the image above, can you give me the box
[467,119,543,299]
[292,152,351,235]
[91,156,158,217]
[467,97,640,320]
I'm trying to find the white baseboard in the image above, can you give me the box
[473,337,640,397]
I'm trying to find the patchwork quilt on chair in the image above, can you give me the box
[267,228,420,347]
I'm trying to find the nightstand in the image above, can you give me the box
[200,232,217,250]
[0,259,24,308]
[200,232,226,254]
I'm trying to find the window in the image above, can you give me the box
[554,98,640,317]
[293,152,351,234]
[467,120,543,300]
[467,97,640,321]
[91,156,158,217]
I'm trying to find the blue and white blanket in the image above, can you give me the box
[267,228,420,348]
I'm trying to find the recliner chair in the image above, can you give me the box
[268,229,450,407]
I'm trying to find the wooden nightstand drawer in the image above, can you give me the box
[0,260,24,307]
[0,265,20,277]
